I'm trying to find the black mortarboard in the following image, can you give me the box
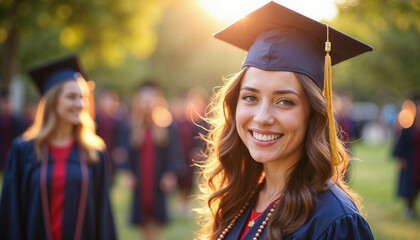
[214,1,373,166]
[213,1,373,90]
[27,54,88,95]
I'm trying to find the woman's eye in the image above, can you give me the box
[242,95,258,102]
[67,94,77,100]
[277,99,294,106]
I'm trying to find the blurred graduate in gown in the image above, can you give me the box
[118,81,185,240]
[393,97,420,219]
[0,55,117,240]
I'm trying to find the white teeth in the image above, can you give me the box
[252,132,281,141]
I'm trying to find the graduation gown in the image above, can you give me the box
[393,126,420,198]
[0,113,26,170]
[119,122,185,225]
[0,137,117,240]
[225,181,374,240]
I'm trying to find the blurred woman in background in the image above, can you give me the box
[0,55,116,240]
[393,96,420,219]
[119,81,185,240]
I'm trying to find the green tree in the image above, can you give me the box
[331,0,420,103]
[0,0,167,92]
[147,0,247,98]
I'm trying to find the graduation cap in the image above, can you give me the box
[214,1,373,166]
[27,54,88,95]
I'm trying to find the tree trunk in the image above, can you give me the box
[1,26,19,92]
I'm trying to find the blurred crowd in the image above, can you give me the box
[1,83,419,235]
[0,81,210,239]
[333,92,420,220]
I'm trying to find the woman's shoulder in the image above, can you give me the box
[10,136,35,151]
[317,182,360,215]
[288,182,373,240]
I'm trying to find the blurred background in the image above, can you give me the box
[1,0,420,239]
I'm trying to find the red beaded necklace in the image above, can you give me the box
[217,190,282,240]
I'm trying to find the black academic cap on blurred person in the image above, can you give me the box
[213,1,373,90]
[27,54,88,95]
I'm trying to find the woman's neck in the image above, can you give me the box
[49,121,75,147]
[254,158,298,212]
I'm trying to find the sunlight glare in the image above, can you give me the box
[198,0,340,22]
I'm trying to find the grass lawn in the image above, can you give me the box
[1,141,419,239]
[110,172,200,240]
[350,142,420,240]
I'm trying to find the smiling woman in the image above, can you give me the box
[196,2,373,239]
[198,0,339,22]
[0,55,116,240]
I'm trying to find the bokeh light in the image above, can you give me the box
[198,0,339,22]
[398,100,417,128]
[152,106,173,128]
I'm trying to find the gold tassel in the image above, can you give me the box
[324,24,342,166]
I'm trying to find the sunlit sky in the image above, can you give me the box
[198,0,341,22]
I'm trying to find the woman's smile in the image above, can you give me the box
[249,130,283,146]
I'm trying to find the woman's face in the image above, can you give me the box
[56,80,85,126]
[134,87,162,117]
[235,67,310,166]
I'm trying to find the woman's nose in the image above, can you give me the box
[253,102,275,125]
[77,97,86,109]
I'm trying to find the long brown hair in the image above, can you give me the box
[23,79,105,164]
[196,67,358,239]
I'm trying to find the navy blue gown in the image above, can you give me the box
[225,181,374,240]
[0,137,117,240]
[393,127,420,198]
[118,122,185,225]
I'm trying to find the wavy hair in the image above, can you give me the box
[196,67,358,239]
[23,79,105,164]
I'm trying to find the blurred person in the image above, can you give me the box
[196,2,374,240]
[118,81,185,240]
[95,89,125,180]
[0,89,26,171]
[380,103,398,139]
[333,92,357,182]
[186,86,210,156]
[0,55,117,239]
[171,88,210,217]
[334,92,357,148]
[392,96,420,219]
[171,93,196,216]
[22,100,38,130]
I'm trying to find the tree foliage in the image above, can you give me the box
[331,0,420,103]
[2,0,417,104]
[0,0,167,92]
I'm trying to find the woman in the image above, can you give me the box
[118,81,185,240]
[0,55,116,240]
[393,97,420,219]
[197,2,374,240]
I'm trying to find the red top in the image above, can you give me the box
[140,128,155,217]
[49,141,74,240]
[239,208,264,240]
[239,196,282,239]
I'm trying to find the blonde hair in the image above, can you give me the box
[196,67,359,239]
[23,78,105,164]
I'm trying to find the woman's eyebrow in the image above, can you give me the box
[273,90,300,97]
[240,86,258,92]
[241,86,300,98]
